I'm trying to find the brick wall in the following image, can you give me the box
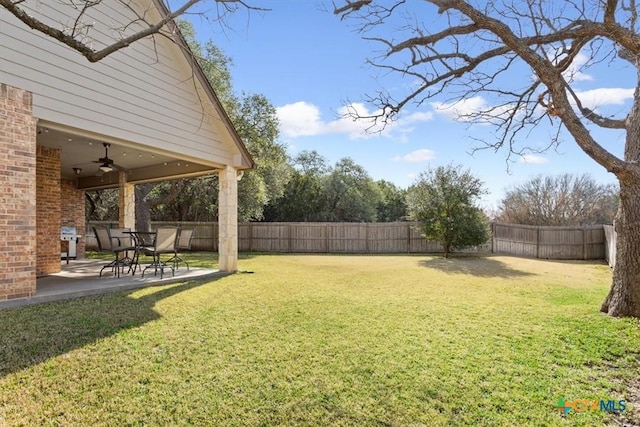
[36,145,61,276]
[0,84,37,300]
[61,179,86,258]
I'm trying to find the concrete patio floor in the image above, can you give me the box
[0,259,226,310]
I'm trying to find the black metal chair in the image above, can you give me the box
[110,228,136,265]
[93,226,136,278]
[167,228,194,270]
[141,227,178,279]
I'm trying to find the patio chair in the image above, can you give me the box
[167,228,193,271]
[141,227,178,279]
[93,226,137,278]
[109,228,135,264]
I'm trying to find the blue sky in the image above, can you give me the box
[186,1,631,208]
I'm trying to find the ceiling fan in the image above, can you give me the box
[92,143,124,173]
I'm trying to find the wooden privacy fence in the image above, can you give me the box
[237,222,471,253]
[85,221,617,262]
[86,221,454,253]
[491,223,606,260]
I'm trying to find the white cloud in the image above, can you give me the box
[429,86,633,124]
[561,52,593,82]
[431,96,488,121]
[276,101,433,141]
[276,101,324,137]
[574,88,634,110]
[392,148,436,163]
[519,154,548,164]
[399,111,435,123]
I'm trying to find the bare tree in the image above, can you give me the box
[0,0,262,62]
[498,173,618,226]
[335,0,640,318]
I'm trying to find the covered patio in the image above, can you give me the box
[0,1,253,303]
[0,259,226,310]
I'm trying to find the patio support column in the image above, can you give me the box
[118,171,135,230]
[0,84,36,300]
[218,165,238,272]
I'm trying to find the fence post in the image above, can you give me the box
[491,222,494,254]
[582,227,587,260]
[536,226,540,259]
[366,223,370,254]
[325,223,329,253]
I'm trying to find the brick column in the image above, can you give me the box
[0,84,37,300]
[118,171,135,229]
[218,165,238,272]
[36,145,61,276]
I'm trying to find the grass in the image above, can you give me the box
[1,254,638,426]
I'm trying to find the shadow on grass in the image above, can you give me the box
[84,251,225,269]
[419,255,534,278]
[0,277,221,378]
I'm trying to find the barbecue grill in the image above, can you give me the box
[61,226,82,262]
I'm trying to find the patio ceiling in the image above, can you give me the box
[37,122,222,190]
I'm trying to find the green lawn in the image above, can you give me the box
[1,254,638,426]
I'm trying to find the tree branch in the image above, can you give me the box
[0,0,266,62]
[336,0,634,176]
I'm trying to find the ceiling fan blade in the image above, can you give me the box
[92,158,114,164]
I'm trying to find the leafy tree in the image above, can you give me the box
[86,189,118,221]
[263,151,327,222]
[406,165,489,258]
[295,150,331,176]
[265,153,385,222]
[498,174,618,226]
[141,176,218,226]
[233,93,291,220]
[322,158,383,222]
[376,180,408,222]
[335,0,640,317]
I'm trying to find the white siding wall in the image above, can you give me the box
[0,0,242,166]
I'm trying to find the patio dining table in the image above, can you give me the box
[122,230,156,275]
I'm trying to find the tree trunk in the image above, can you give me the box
[601,178,640,317]
[600,54,640,318]
[600,67,640,317]
[135,185,152,232]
